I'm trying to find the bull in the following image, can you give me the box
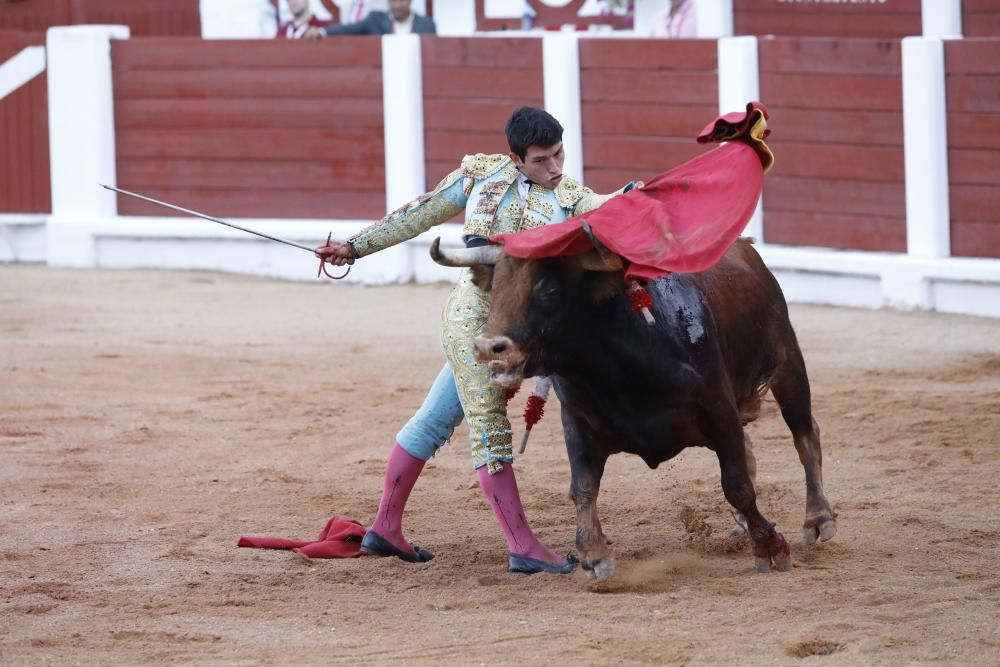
[430,237,837,579]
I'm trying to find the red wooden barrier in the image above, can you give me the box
[112,38,385,219]
[734,0,921,39]
[0,0,200,36]
[945,39,1000,259]
[963,0,1000,37]
[421,37,543,204]
[0,30,50,213]
[579,39,717,195]
[759,37,906,252]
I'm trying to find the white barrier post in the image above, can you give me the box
[922,0,963,38]
[46,25,129,267]
[902,37,950,263]
[382,34,425,213]
[717,35,762,241]
[543,33,583,184]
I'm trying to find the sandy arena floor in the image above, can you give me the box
[1,264,998,665]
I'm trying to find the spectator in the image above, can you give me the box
[307,0,435,36]
[277,0,328,39]
[651,0,696,38]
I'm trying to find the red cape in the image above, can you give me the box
[492,102,774,280]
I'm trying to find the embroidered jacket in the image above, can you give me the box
[349,153,624,257]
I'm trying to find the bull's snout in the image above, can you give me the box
[473,334,526,388]
[473,335,513,363]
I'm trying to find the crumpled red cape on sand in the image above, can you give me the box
[238,515,366,558]
[492,102,774,281]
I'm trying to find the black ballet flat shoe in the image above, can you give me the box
[508,553,579,575]
[361,530,434,563]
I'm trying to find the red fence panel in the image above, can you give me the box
[963,0,1000,38]
[112,38,384,220]
[421,36,543,212]
[0,31,50,213]
[734,0,921,39]
[579,38,717,195]
[945,39,1000,259]
[759,37,906,252]
[0,0,200,36]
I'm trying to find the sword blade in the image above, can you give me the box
[100,184,317,253]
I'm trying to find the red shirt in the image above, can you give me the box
[277,15,328,39]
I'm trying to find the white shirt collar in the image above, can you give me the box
[392,13,415,34]
[515,170,532,202]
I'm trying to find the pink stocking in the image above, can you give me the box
[477,463,566,565]
[369,443,424,553]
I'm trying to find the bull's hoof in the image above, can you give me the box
[751,530,792,574]
[581,558,615,581]
[803,517,838,545]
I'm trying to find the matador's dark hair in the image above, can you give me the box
[505,107,564,159]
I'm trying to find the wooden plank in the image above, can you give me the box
[762,210,906,252]
[0,2,72,31]
[0,73,49,213]
[579,39,716,71]
[116,129,384,161]
[421,37,541,68]
[760,73,903,111]
[945,112,1000,149]
[759,38,901,76]
[950,221,1000,259]
[765,108,903,146]
[763,176,904,218]
[423,98,544,132]
[112,38,381,70]
[766,141,904,182]
[424,130,508,162]
[949,184,1000,223]
[944,40,1000,75]
[735,13,920,39]
[583,167,658,195]
[963,14,1000,38]
[116,159,384,191]
[948,149,1000,186]
[423,67,543,99]
[115,187,385,219]
[80,0,200,36]
[946,76,1000,113]
[580,70,717,105]
[112,67,383,100]
[114,98,384,130]
[583,136,709,170]
[581,102,717,140]
[734,0,920,12]
[32,74,51,212]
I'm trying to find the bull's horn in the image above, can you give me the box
[430,237,502,267]
[578,249,623,272]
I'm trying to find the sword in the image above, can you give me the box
[101,184,316,252]
[99,184,350,278]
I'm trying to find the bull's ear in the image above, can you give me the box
[471,265,495,292]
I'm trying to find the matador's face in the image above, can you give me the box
[514,143,565,190]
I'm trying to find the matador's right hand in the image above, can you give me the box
[314,238,356,266]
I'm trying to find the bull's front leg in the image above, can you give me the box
[563,412,612,580]
[710,409,792,574]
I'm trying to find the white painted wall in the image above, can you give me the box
[200,0,278,38]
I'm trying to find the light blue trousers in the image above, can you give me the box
[396,363,466,461]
